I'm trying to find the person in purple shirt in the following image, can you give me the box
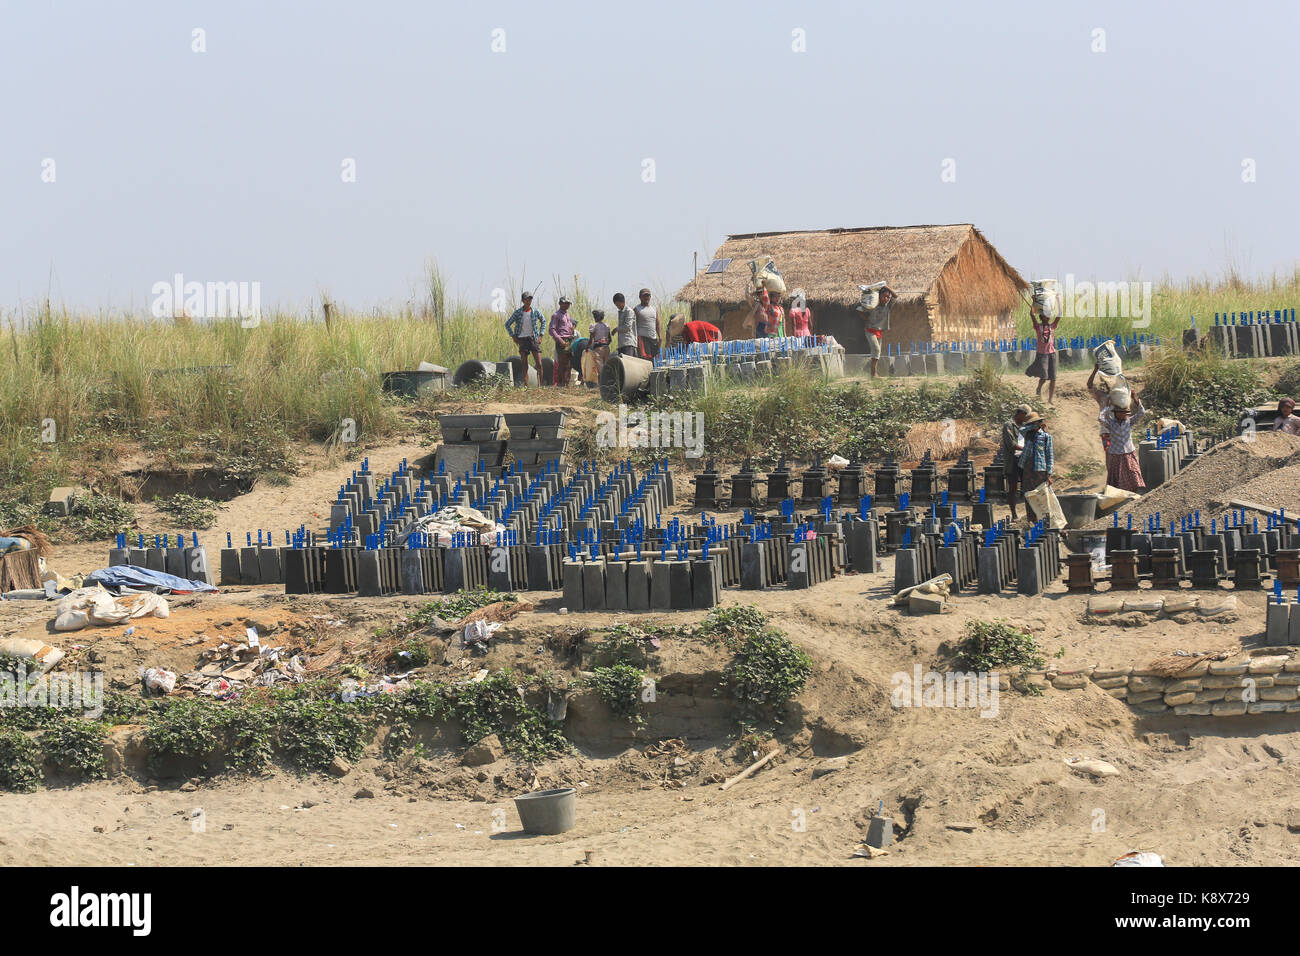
[549,295,577,387]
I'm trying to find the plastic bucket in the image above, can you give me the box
[1056,494,1100,529]
[513,787,577,835]
[382,370,446,398]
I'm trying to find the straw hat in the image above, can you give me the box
[1021,411,1044,425]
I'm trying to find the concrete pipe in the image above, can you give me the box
[452,360,498,386]
[500,355,554,387]
[599,354,653,403]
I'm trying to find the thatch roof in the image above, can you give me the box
[678,224,1028,310]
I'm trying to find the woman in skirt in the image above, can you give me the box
[1099,389,1147,492]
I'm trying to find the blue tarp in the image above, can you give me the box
[84,565,218,594]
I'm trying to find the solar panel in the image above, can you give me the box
[705,258,731,274]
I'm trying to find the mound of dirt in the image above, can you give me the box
[1086,431,1300,528]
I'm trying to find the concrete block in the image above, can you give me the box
[562,560,584,611]
[356,549,383,597]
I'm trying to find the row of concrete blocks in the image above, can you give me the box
[1137,430,1198,489]
[108,546,214,585]
[1207,321,1299,359]
[1265,600,1300,646]
[1105,527,1294,578]
[880,345,1146,378]
[893,534,983,594]
[648,347,847,397]
[562,556,720,612]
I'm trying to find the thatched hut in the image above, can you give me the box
[676,224,1028,353]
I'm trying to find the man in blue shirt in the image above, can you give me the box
[1017,411,1054,496]
[504,291,545,386]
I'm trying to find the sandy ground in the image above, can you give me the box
[4,365,1300,867]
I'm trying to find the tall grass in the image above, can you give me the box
[1011,270,1300,344]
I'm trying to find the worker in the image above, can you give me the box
[614,293,637,357]
[1026,303,1061,404]
[1098,389,1147,492]
[787,289,813,338]
[588,309,612,378]
[856,285,894,377]
[634,288,661,360]
[1086,362,1124,454]
[1000,404,1030,521]
[504,291,545,386]
[1275,398,1300,435]
[668,313,721,346]
[548,295,576,387]
[1018,411,1054,497]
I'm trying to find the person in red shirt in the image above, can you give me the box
[787,289,813,338]
[667,313,721,345]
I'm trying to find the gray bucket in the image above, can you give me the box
[513,787,577,835]
[1056,493,1100,529]
[382,370,447,398]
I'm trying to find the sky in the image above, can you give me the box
[2,0,1297,316]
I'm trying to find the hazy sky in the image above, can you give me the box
[3,0,1297,316]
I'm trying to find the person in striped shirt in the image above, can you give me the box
[1098,389,1147,492]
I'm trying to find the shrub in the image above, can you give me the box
[954,620,1045,673]
[584,664,647,729]
[722,629,813,730]
[156,493,219,529]
[275,698,368,772]
[697,605,769,648]
[42,719,108,780]
[0,728,43,792]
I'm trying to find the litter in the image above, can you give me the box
[1111,850,1164,867]
[142,667,177,695]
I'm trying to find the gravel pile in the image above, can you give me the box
[1085,431,1300,528]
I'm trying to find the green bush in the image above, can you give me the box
[584,664,647,729]
[42,719,108,780]
[697,605,769,648]
[954,620,1045,673]
[275,698,368,772]
[0,728,43,792]
[156,493,219,529]
[722,629,813,730]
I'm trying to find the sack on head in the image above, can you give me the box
[1031,279,1060,320]
[748,257,787,296]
